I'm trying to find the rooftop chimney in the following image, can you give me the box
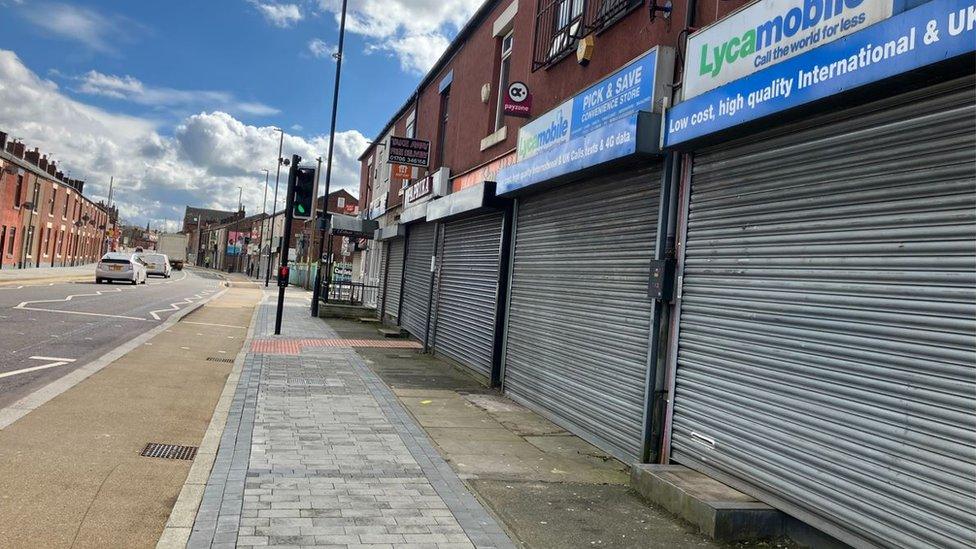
[0,131,6,151]
[39,155,48,171]
[48,163,57,176]
[24,147,39,165]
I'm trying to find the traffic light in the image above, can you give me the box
[292,167,316,220]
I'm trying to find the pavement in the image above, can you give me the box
[174,288,745,549]
[180,289,515,549]
[0,267,223,409]
[0,263,99,285]
[0,277,262,548]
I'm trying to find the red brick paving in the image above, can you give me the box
[251,338,422,355]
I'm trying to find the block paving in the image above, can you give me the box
[189,295,514,549]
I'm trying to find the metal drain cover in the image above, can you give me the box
[141,443,198,460]
[206,356,234,363]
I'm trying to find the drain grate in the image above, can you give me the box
[141,443,198,460]
[206,356,234,363]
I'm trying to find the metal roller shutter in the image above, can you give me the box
[504,167,660,461]
[383,238,405,321]
[373,242,386,311]
[401,222,436,338]
[669,78,976,549]
[434,211,505,379]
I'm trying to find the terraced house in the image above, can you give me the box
[0,131,118,270]
[354,0,975,547]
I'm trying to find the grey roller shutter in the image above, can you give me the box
[669,78,976,549]
[374,242,387,313]
[434,211,505,379]
[401,222,436,338]
[384,237,405,321]
[504,167,660,462]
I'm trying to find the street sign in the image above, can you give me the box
[388,136,430,167]
[504,81,532,118]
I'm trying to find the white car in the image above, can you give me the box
[96,253,148,285]
[139,252,172,278]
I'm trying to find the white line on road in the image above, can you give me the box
[148,292,206,320]
[0,357,77,379]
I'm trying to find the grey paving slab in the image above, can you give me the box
[188,291,515,548]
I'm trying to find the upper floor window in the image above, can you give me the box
[435,86,450,168]
[337,196,345,208]
[14,175,23,207]
[49,189,57,215]
[532,0,641,70]
[494,31,515,131]
[405,110,416,139]
[62,193,70,218]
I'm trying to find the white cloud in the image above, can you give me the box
[76,70,279,117]
[0,50,367,231]
[20,3,139,53]
[315,0,481,73]
[249,1,302,27]
[308,38,337,60]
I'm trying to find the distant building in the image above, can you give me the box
[0,130,117,268]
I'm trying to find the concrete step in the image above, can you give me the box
[358,317,381,324]
[378,327,407,338]
[631,464,784,542]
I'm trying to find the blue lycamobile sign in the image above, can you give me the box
[664,0,976,147]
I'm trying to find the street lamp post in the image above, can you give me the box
[257,169,269,279]
[311,0,349,317]
[265,128,285,287]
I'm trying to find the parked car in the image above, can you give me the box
[138,252,172,278]
[96,253,148,285]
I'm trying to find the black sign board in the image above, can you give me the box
[388,137,430,168]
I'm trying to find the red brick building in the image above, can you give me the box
[0,132,117,269]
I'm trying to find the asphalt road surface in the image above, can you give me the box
[0,268,225,409]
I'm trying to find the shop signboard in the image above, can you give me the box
[664,0,976,147]
[451,151,517,192]
[684,0,895,99]
[499,115,644,194]
[405,177,432,203]
[503,81,533,117]
[515,47,673,161]
[388,137,430,167]
[227,231,245,256]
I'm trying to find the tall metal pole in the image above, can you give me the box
[257,169,269,279]
[265,128,284,287]
[306,156,322,290]
[311,0,348,317]
[237,186,243,212]
[274,154,300,335]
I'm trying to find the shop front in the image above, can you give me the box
[425,180,512,384]
[496,47,675,462]
[374,224,405,325]
[662,1,975,546]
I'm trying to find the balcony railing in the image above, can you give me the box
[532,0,643,71]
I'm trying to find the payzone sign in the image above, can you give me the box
[685,0,894,99]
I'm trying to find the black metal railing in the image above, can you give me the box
[532,0,643,71]
[320,280,379,306]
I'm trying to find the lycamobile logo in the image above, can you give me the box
[699,0,865,77]
[517,111,570,159]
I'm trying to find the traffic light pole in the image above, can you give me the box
[310,0,348,318]
[274,154,301,336]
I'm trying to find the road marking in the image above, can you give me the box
[148,292,206,320]
[12,287,155,321]
[182,321,248,329]
[0,357,77,379]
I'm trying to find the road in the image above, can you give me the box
[0,268,225,409]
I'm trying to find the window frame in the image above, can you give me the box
[494,31,516,132]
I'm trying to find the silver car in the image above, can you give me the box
[95,253,148,285]
[138,252,172,278]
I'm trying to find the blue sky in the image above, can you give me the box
[0,0,480,229]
